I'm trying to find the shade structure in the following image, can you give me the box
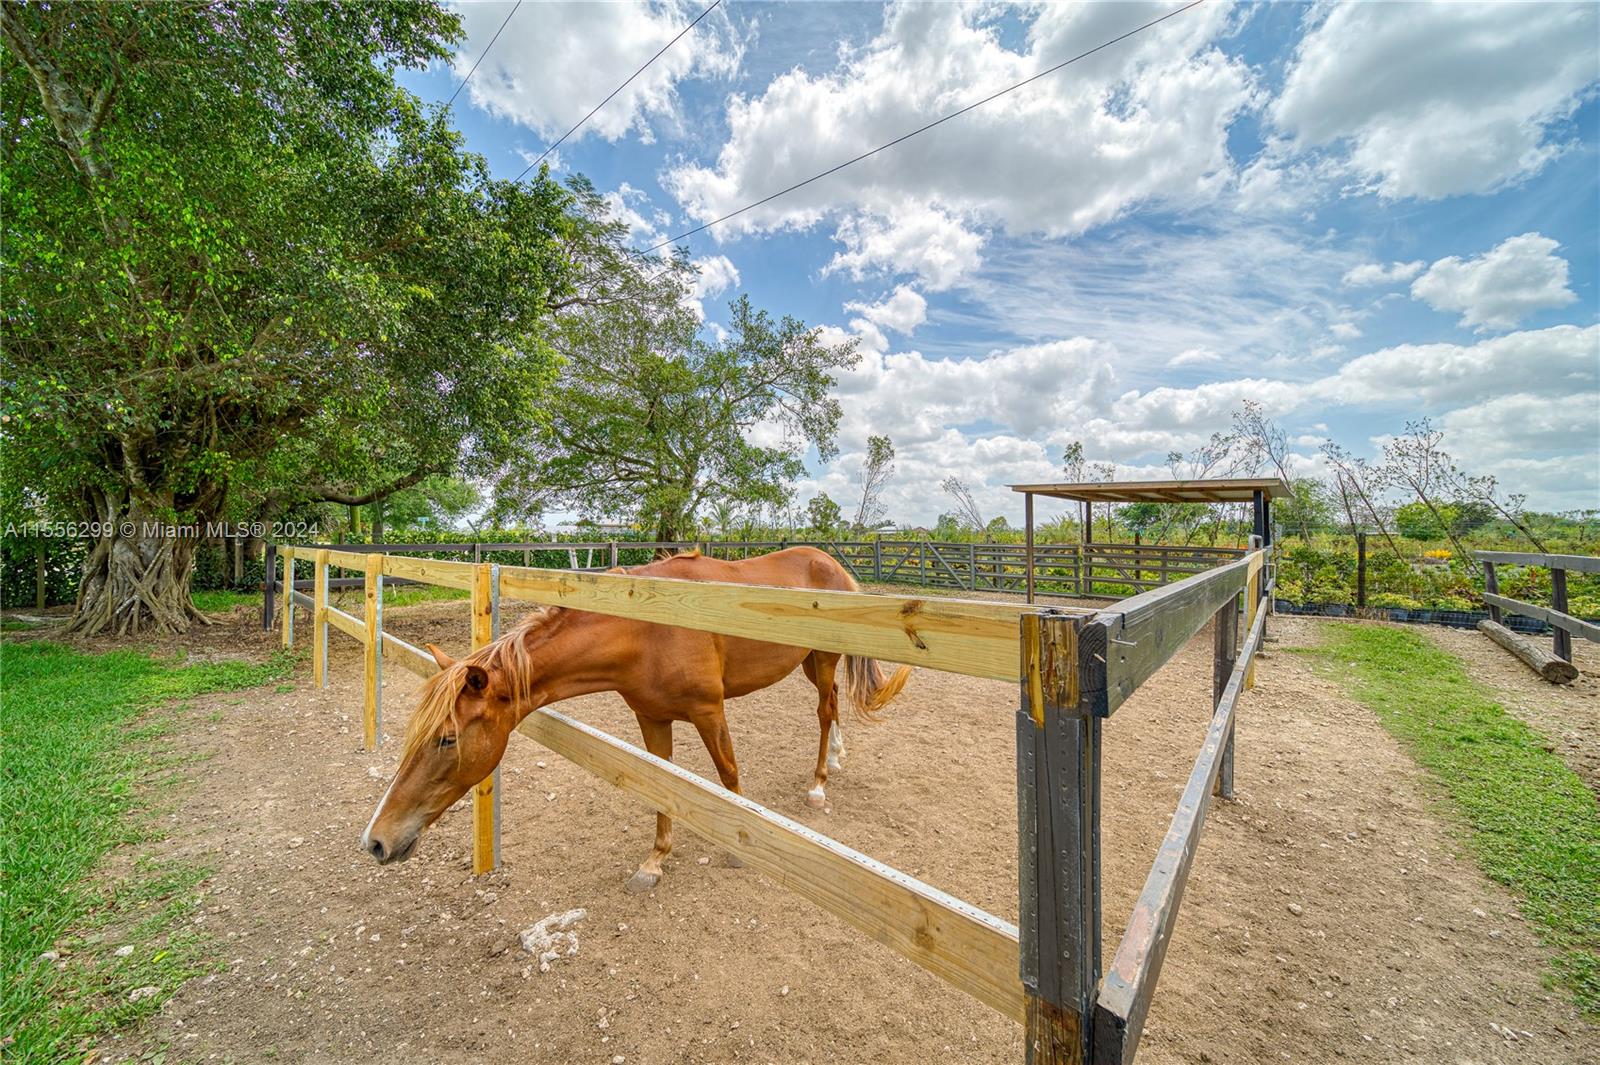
[1009,478,1289,603]
[1007,477,1292,504]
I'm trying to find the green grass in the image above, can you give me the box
[1300,623,1600,1012]
[189,588,259,613]
[1,617,43,631]
[0,640,290,1062]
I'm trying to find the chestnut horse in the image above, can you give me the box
[361,547,911,891]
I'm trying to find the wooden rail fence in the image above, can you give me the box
[1475,551,1597,682]
[271,538,1271,1063]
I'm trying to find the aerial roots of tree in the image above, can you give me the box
[66,533,211,637]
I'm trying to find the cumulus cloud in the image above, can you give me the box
[1316,324,1598,406]
[1271,2,1600,199]
[843,285,927,335]
[666,1,1252,282]
[683,254,742,319]
[456,1,743,144]
[1168,346,1221,367]
[1342,260,1425,287]
[1440,393,1600,465]
[1409,232,1578,332]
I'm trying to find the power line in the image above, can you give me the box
[445,1,524,110]
[645,0,1206,254]
[514,0,724,181]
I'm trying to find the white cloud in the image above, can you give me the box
[1441,393,1600,465]
[1271,2,1600,199]
[456,1,743,144]
[1328,322,1362,340]
[843,285,927,335]
[683,254,742,319]
[1168,346,1221,367]
[1318,324,1598,407]
[823,204,985,290]
[1341,260,1425,287]
[1409,232,1578,332]
[602,183,669,242]
[666,2,1252,276]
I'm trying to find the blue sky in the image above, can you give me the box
[400,1,1599,526]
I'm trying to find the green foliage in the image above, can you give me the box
[1303,626,1600,1012]
[1395,502,1459,539]
[0,641,290,1060]
[1,2,573,630]
[490,186,858,540]
[806,493,842,536]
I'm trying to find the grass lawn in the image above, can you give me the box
[1301,623,1600,1014]
[0,640,290,1062]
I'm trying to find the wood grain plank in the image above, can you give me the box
[382,554,477,591]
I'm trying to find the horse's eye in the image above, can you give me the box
[437,735,457,749]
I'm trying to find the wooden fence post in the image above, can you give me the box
[1018,612,1101,1064]
[35,542,46,609]
[609,541,619,568]
[363,553,383,750]
[1213,594,1239,800]
[1355,532,1367,608]
[313,549,330,688]
[1552,566,1572,663]
[1484,561,1501,625]
[281,548,295,648]
[1245,536,1262,691]
[471,563,501,874]
[969,541,978,591]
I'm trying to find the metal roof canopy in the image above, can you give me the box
[1010,477,1288,602]
[1008,477,1292,504]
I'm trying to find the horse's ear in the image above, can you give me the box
[464,665,489,692]
[425,643,455,670]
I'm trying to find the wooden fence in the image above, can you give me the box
[271,539,1271,1063]
[261,538,1244,630]
[1477,550,1600,665]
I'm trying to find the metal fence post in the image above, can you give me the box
[1018,612,1101,1063]
[874,537,883,582]
[1213,596,1239,799]
[262,543,277,630]
[609,540,619,568]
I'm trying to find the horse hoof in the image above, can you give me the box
[626,870,660,893]
[722,851,745,869]
[806,787,827,809]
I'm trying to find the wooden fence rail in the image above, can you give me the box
[1476,550,1597,673]
[270,539,1269,1063]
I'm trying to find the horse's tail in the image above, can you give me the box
[842,655,911,722]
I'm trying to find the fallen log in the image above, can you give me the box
[1477,619,1578,684]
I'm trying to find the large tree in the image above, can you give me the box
[2,2,572,633]
[491,189,859,540]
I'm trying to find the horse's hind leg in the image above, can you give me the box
[627,716,674,893]
[803,652,841,808]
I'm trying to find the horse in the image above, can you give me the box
[360,546,911,891]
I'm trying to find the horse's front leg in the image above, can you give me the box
[627,716,674,893]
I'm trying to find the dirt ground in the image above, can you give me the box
[68,599,1598,1065]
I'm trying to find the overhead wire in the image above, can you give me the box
[513,0,725,181]
[643,0,1207,254]
[444,1,524,110]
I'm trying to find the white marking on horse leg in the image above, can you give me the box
[827,722,844,771]
[806,785,827,808]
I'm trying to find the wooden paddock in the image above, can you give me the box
[272,540,1272,1064]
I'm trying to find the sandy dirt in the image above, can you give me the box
[66,600,1598,1065]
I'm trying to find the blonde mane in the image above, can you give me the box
[399,608,561,763]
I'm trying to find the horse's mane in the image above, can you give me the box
[399,608,561,763]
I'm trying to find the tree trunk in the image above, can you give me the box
[370,500,385,547]
[67,493,210,635]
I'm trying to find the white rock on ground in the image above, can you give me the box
[519,908,587,973]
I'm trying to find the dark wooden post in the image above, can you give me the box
[1484,561,1501,625]
[1356,532,1367,608]
[1213,595,1239,799]
[262,543,277,631]
[34,542,46,609]
[1025,493,1036,604]
[969,541,978,591]
[874,537,884,583]
[1552,567,1572,663]
[1018,612,1102,1064]
[1251,489,1267,547]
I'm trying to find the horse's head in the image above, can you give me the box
[361,643,518,864]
